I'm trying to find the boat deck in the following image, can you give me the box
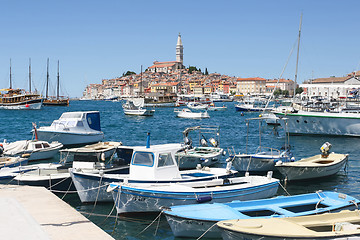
[0,184,114,240]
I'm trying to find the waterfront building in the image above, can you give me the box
[236,77,267,95]
[266,79,296,94]
[300,72,360,99]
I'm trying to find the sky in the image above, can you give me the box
[1,0,360,97]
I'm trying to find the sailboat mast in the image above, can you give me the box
[46,58,49,99]
[9,58,12,89]
[29,58,32,93]
[140,65,143,96]
[57,60,60,100]
[294,13,303,97]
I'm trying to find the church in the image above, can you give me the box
[147,33,184,73]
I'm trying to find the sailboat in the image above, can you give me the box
[0,59,43,110]
[43,59,70,106]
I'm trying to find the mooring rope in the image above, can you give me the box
[196,222,218,240]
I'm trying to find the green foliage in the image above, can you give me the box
[188,66,202,74]
[123,71,136,76]
[273,89,282,96]
[205,68,209,75]
[295,87,304,95]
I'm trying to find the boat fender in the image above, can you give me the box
[200,138,208,147]
[21,153,31,158]
[209,138,218,147]
[222,150,226,156]
[275,161,282,166]
[267,171,273,179]
[196,164,202,170]
[106,185,118,192]
[101,153,105,161]
[291,157,295,162]
[226,161,233,172]
[223,178,231,185]
[196,195,212,203]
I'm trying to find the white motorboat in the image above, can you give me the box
[175,108,210,119]
[2,139,63,161]
[122,98,154,116]
[276,142,348,181]
[69,137,237,203]
[35,111,104,146]
[108,172,279,214]
[186,102,209,110]
[175,126,225,169]
[207,104,227,111]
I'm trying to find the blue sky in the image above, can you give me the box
[1,0,359,97]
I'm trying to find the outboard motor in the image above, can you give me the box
[320,142,332,158]
[209,138,218,147]
[200,138,208,147]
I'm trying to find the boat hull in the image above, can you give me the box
[36,131,104,146]
[124,109,154,116]
[232,155,279,172]
[0,101,42,110]
[111,177,279,214]
[276,111,360,137]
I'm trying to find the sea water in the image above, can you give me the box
[2,100,360,240]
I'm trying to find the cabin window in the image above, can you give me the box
[132,152,154,167]
[66,121,76,127]
[42,143,50,148]
[158,152,174,167]
[76,121,84,127]
[35,144,42,149]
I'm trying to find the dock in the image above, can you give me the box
[0,184,114,240]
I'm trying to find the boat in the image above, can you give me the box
[69,136,237,203]
[108,171,279,215]
[0,59,43,110]
[59,141,122,163]
[187,101,209,110]
[2,139,63,161]
[35,111,104,146]
[230,117,292,172]
[207,103,227,111]
[0,155,28,169]
[163,191,360,238]
[175,108,210,119]
[122,98,155,116]
[235,97,276,112]
[43,60,70,106]
[175,125,225,169]
[217,210,360,240]
[276,142,348,181]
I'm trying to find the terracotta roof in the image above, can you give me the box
[148,63,176,68]
[237,77,267,81]
[311,76,350,83]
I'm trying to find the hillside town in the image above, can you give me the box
[81,33,360,101]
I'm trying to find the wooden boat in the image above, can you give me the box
[108,172,279,215]
[276,142,348,181]
[0,156,28,169]
[43,60,70,106]
[163,191,360,238]
[175,108,210,119]
[217,210,360,240]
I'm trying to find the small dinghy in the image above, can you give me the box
[107,172,279,215]
[163,191,360,238]
[217,210,360,240]
[0,156,28,169]
[276,142,348,181]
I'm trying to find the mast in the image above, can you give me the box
[29,58,32,93]
[293,13,303,97]
[140,65,143,96]
[9,58,12,89]
[57,60,60,100]
[46,58,49,99]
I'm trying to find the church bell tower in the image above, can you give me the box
[176,33,183,65]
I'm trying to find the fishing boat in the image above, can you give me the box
[276,142,348,181]
[175,125,225,169]
[187,101,209,110]
[164,191,360,238]
[59,141,122,163]
[122,98,155,116]
[0,59,43,110]
[35,111,104,146]
[230,117,292,172]
[175,108,210,119]
[43,60,70,106]
[217,210,360,240]
[2,139,63,161]
[108,172,279,215]
[69,136,237,203]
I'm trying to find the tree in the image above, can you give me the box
[273,88,282,96]
[295,87,303,95]
[122,71,136,76]
[205,68,208,75]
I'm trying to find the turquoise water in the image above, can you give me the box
[3,100,360,239]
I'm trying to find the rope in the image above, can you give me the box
[50,182,110,194]
[278,180,291,196]
[86,174,104,217]
[196,222,218,240]
[61,179,74,200]
[136,211,163,236]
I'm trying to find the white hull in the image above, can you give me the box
[27,146,62,161]
[176,109,210,119]
[36,131,104,145]
[0,102,42,110]
[124,108,154,116]
[276,111,360,136]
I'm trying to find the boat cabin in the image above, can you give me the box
[129,143,183,180]
[48,111,101,133]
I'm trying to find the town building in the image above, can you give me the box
[236,77,267,95]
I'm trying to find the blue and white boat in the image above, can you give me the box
[36,111,104,146]
[108,172,279,215]
[70,141,237,203]
[163,191,360,238]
